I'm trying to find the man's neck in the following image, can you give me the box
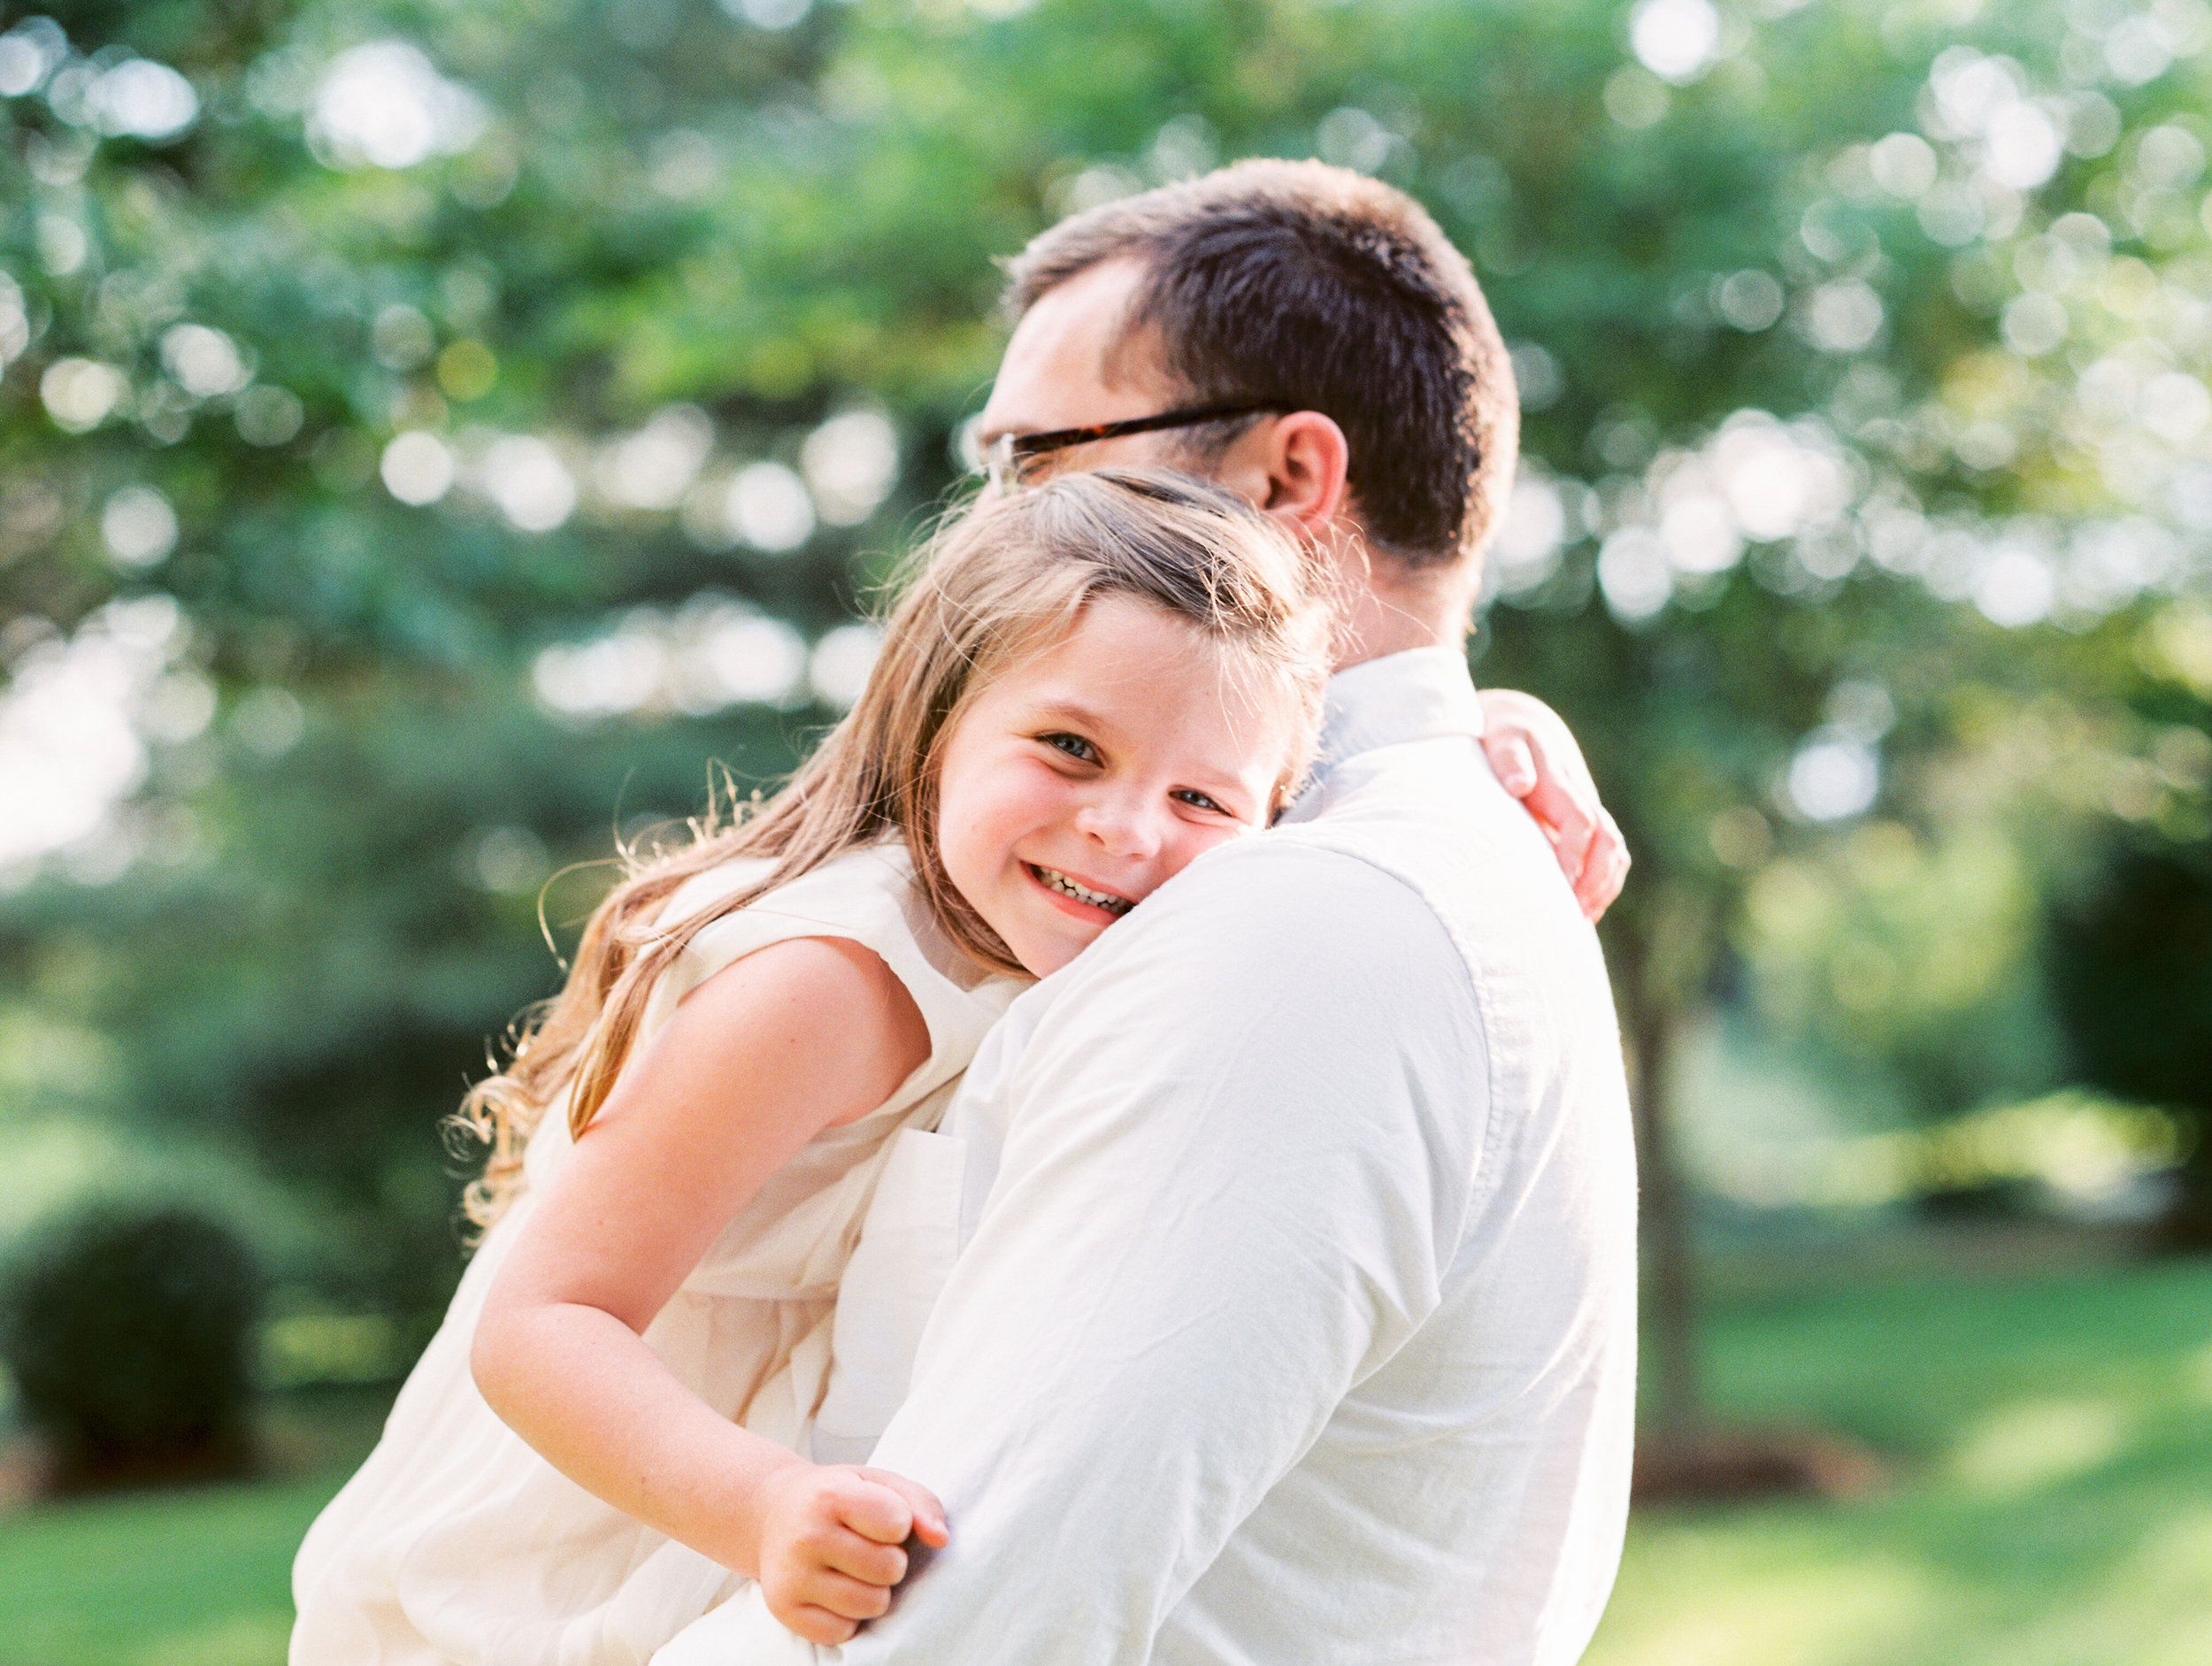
[1321,546,1477,672]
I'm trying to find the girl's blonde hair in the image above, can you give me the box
[456,466,1328,1228]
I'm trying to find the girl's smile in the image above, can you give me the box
[933,595,1297,978]
[1026,863,1135,917]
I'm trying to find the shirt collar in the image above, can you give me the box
[1301,646,1486,791]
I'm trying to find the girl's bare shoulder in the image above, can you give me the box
[671,934,932,1128]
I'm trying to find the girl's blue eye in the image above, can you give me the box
[1173,788,1228,814]
[1042,732,1100,764]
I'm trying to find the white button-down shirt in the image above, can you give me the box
[661,647,1638,1666]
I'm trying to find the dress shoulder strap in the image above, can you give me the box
[641,844,1020,1079]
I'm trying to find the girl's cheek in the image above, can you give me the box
[1184,820,1255,867]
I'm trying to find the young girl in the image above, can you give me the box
[288,467,1333,1664]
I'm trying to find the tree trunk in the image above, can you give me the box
[1607,887,1709,1443]
[1628,994,1701,1440]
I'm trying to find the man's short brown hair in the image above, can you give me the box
[1002,158,1517,568]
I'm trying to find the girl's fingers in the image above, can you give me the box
[1486,732,1539,796]
[801,1568,896,1622]
[1475,691,1624,907]
[822,1527,909,1587]
[830,1475,917,1546]
[780,1604,861,1647]
[1577,812,1631,920]
[854,1466,949,1546]
[1532,782,1598,886]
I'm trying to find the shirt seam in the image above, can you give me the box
[1203,836,1502,1263]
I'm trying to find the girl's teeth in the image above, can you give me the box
[1035,866,1133,915]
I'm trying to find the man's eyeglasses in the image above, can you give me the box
[970,401,1297,495]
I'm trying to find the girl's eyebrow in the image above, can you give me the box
[1025,695,1119,735]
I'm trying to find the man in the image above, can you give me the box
[666,159,1636,1664]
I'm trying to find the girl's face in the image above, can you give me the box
[935,595,1297,978]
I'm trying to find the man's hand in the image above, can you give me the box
[754,1463,949,1646]
[1477,689,1629,923]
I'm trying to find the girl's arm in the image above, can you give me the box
[1475,687,1629,922]
[471,933,946,1646]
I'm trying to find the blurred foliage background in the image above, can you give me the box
[2,0,2210,1661]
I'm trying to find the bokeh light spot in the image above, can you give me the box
[726,462,816,552]
[310,42,488,172]
[380,432,455,506]
[41,358,126,433]
[809,623,883,708]
[1630,0,1721,84]
[159,325,251,400]
[1787,732,1880,821]
[86,58,199,142]
[101,487,179,570]
[802,411,900,526]
[478,436,575,533]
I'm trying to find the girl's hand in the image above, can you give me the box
[754,1463,950,1646]
[1476,688,1630,923]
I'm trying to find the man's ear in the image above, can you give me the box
[1215,411,1351,542]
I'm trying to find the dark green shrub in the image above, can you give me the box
[0,1202,264,1493]
[2049,837,2212,1247]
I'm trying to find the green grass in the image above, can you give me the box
[1587,1254,2212,1666]
[0,1390,391,1666]
[2,1256,2208,1665]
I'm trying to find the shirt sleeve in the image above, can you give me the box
[833,840,1490,1665]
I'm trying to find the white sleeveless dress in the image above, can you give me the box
[290,844,1021,1666]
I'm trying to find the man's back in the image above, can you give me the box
[1154,649,1636,1662]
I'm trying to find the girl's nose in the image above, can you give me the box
[1074,794,1164,860]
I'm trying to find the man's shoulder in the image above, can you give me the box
[1037,834,1473,1040]
[1286,734,1590,948]
[1149,834,1453,951]
[1290,731,1549,861]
